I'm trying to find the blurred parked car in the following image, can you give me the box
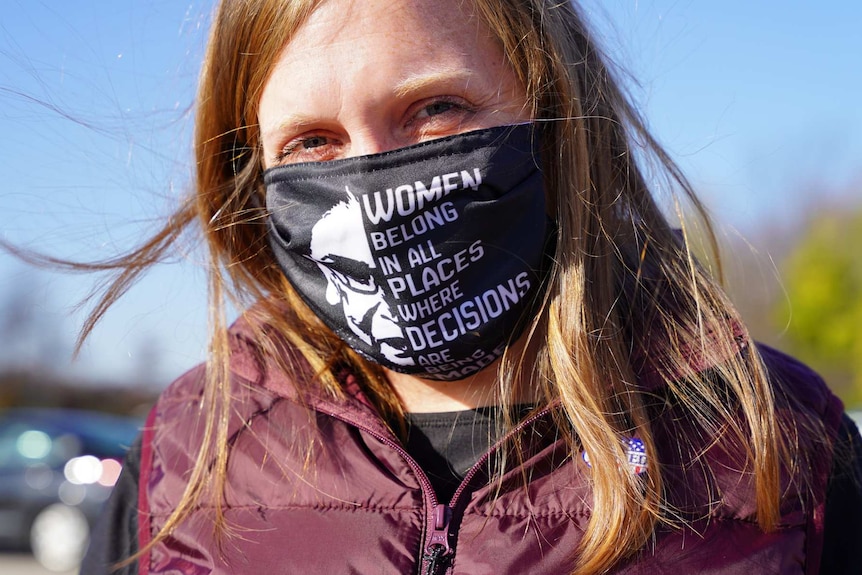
[0,407,140,571]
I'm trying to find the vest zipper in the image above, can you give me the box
[316,404,554,575]
[312,408,454,574]
[422,503,453,575]
[449,406,554,503]
[421,407,553,574]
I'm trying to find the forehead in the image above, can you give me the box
[278,0,488,61]
[257,0,508,127]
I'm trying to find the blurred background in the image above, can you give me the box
[0,0,860,572]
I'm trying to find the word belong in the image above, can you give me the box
[369,201,458,251]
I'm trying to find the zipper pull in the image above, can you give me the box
[423,504,453,574]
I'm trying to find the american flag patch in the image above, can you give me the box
[625,437,647,474]
[581,437,648,475]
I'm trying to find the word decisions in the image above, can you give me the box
[404,271,532,351]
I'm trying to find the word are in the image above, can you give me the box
[420,344,507,380]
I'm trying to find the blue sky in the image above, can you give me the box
[1,1,860,385]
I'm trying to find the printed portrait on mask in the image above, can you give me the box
[307,192,414,367]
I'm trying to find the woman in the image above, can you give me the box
[81,0,861,573]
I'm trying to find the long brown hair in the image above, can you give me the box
[74,0,814,572]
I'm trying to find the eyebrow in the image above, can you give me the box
[261,113,322,140]
[392,68,475,99]
[326,254,374,277]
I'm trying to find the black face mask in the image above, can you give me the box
[264,123,551,381]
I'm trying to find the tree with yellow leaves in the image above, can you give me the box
[775,206,862,405]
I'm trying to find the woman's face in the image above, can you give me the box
[258,0,530,167]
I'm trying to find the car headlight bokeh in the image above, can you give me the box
[63,455,122,487]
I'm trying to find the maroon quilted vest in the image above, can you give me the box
[137,319,843,574]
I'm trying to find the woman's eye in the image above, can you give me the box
[410,97,474,123]
[418,100,458,118]
[407,98,474,135]
[276,134,337,164]
[300,135,328,149]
